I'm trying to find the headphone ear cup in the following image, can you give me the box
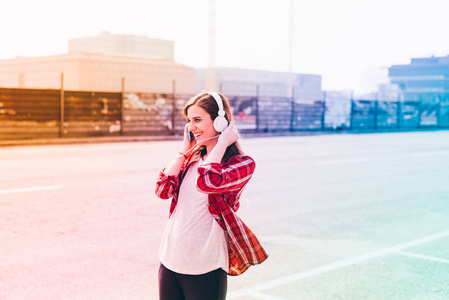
[214,116,229,132]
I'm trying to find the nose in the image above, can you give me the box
[188,123,195,132]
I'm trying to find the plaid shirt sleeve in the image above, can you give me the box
[155,169,180,200]
[196,155,256,194]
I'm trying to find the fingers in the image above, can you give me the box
[222,121,240,145]
[227,121,237,132]
[180,123,195,152]
[230,121,239,134]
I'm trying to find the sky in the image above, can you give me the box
[2,0,449,95]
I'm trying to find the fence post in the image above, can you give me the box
[321,91,326,131]
[417,99,423,128]
[373,100,379,130]
[290,87,295,132]
[120,77,125,136]
[350,99,355,130]
[59,73,64,138]
[437,97,442,128]
[255,85,260,133]
[172,80,176,135]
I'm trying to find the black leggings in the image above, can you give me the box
[158,264,227,300]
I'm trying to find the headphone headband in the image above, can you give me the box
[209,92,225,116]
[208,92,229,132]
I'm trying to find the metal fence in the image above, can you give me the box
[1,87,448,140]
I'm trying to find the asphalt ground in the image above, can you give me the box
[1,130,449,299]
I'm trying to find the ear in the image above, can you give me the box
[214,116,229,132]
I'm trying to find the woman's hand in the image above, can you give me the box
[202,121,239,165]
[163,124,193,176]
[218,121,240,147]
[180,123,196,154]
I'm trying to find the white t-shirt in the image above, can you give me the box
[159,161,229,275]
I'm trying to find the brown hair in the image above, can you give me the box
[183,92,243,163]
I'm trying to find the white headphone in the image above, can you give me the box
[209,92,229,132]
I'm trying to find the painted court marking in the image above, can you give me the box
[0,185,64,195]
[395,251,449,264]
[228,229,449,299]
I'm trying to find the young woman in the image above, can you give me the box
[155,92,268,300]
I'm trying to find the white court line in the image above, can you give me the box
[228,229,449,299]
[0,185,64,194]
[316,158,372,166]
[395,251,449,264]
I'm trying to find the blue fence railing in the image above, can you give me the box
[230,96,449,132]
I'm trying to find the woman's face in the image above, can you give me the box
[187,104,219,144]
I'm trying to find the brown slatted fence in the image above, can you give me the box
[121,93,192,136]
[0,88,60,139]
[63,91,122,137]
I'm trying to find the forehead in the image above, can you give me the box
[187,104,209,118]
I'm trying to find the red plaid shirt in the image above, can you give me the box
[156,151,268,276]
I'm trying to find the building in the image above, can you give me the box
[388,55,449,102]
[195,67,322,100]
[0,32,322,98]
[0,52,194,94]
[0,33,192,94]
[69,31,174,60]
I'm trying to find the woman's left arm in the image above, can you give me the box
[197,155,255,194]
[197,121,254,194]
[202,121,239,166]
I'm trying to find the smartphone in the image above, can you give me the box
[188,131,195,141]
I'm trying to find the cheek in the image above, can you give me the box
[209,121,218,133]
[201,120,214,131]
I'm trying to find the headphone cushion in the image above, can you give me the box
[214,116,229,132]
